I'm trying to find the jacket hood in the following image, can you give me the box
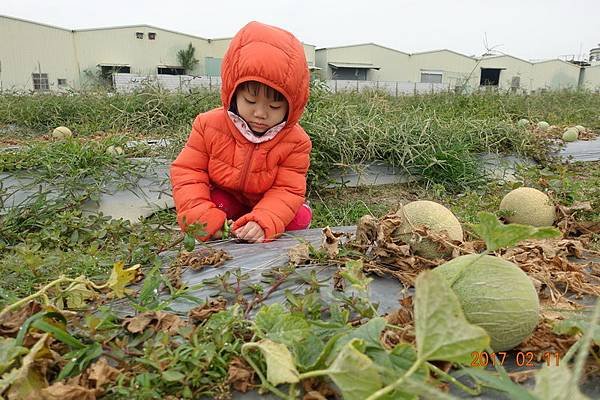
[220,21,310,128]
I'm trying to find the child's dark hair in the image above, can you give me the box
[238,81,286,102]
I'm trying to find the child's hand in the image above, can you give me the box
[211,219,234,240]
[233,221,265,243]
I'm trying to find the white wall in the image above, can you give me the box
[476,55,534,92]
[581,65,600,91]
[75,26,210,78]
[532,60,582,90]
[0,16,79,91]
[316,44,410,81]
[409,50,478,88]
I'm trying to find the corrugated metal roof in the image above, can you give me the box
[316,43,410,55]
[411,49,475,60]
[328,62,381,70]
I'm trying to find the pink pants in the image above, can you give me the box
[211,187,312,231]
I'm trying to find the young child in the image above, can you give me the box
[170,21,312,243]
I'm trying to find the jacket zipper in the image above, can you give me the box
[239,143,259,192]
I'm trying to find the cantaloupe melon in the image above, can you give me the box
[536,121,549,131]
[574,125,585,133]
[517,119,530,128]
[393,200,463,259]
[433,254,539,351]
[499,187,555,227]
[106,145,124,155]
[52,126,72,139]
[562,128,578,142]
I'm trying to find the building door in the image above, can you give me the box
[480,68,501,86]
[332,67,367,80]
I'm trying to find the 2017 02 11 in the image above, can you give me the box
[470,351,561,367]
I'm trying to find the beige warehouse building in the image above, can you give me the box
[316,44,598,92]
[408,49,479,89]
[315,43,409,81]
[1,14,598,93]
[582,65,600,90]
[0,15,316,91]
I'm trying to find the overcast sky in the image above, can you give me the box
[2,0,599,61]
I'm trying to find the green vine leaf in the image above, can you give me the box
[251,339,299,386]
[533,364,590,400]
[326,338,382,400]
[472,212,561,252]
[415,270,489,364]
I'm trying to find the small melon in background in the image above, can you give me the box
[499,187,555,227]
[433,254,540,351]
[574,125,585,133]
[51,126,73,139]
[393,200,463,259]
[517,118,530,128]
[536,121,550,131]
[562,128,579,142]
[106,145,124,155]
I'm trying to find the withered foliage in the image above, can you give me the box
[175,247,232,271]
[0,301,42,337]
[227,357,256,393]
[188,297,228,324]
[301,377,338,400]
[122,311,188,335]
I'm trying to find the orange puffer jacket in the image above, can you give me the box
[170,21,311,241]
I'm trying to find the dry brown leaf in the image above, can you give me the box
[0,301,42,337]
[87,358,120,390]
[188,298,228,324]
[382,296,416,347]
[165,264,183,289]
[122,311,186,335]
[508,370,536,384]
[320,227,343,258]
[332,270,345,291]
[501,239,600,300]
[516,321,578,357]
[539,296,581,322]
[301,377,337,400]
[176,248,232,271]
[122,313,154,333]
[6,333,51,400]
[40,383,98,400]
[385,297,414,326]
[559,201,593,215]
[288,242,311,265]
[354,215,379,246]
[227,357,255,393]
[303,391,329,400]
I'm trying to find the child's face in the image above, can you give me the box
[235,85,288,133]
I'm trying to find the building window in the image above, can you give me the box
[148,32,156,40]
[420,72,443,84]
[57,78,67,86]
[136,32,144,39]
[99,65,131,87]
[158,67,185,75]
[480,68,502,86]
[32,73,49,91]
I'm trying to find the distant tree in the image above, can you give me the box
[177,43,199,74]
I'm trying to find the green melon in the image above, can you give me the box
[517,118,530,128]
[106,145,124,155]
[562,128,578,142]
[499,187,555,227]
[52,126,72,139]
[393,200,463,259]
[433,254,539,351]
[536,121,549,131]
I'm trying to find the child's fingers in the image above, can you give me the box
[234,225,251,240]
